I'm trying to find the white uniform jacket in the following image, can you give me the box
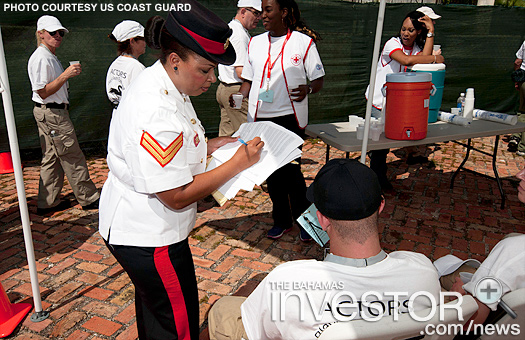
[242,30,325,128]
[99,60,207,247]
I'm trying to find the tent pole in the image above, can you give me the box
[0,26,49,322]
[360,0,387,164]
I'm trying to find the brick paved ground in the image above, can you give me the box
[1,137,525,340]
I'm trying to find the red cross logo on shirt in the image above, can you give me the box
[290,54,302,66]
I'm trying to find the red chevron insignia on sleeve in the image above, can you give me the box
[140,131,183,167]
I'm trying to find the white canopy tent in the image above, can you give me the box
[361,0,387,164]
[0,26,49,323]
[0,0,388,330]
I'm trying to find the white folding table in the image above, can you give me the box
[306,119,525,209]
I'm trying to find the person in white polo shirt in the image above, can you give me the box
[27,15,100,214]
[216,0,262,137]
[106,20,146,108]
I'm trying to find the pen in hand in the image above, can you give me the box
[237,138,248,146]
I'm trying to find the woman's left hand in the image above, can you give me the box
[207,136,238,155]
[418,15,434,32]
[290,85,310,102]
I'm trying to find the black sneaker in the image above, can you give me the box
[508,136,520,153]
[300,228,313,242]
[267,226,292,239]
[36,200,71,215]
[82,198,99,210]
[407,155,429,165]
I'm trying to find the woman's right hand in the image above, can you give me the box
[231,137,264,170]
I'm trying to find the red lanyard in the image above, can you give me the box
[260,30,292,89]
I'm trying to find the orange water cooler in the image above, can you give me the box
[382,72,435,140]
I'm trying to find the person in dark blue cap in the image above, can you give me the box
[99,1,264,338]
[208,159,439,339]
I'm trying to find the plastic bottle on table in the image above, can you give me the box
[456,93,465,115]
[463,88,475,121]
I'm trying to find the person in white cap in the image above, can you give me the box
[106,20,146,108]
[416,6,442,22]
[433,254,481,291]
[365,10,444,191]
[434,233,525,332]
[216,0,262,137]
[27,15,100,214]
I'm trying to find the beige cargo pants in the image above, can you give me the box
[33,105,99,209]
[208,296,249,340]
[216,83,248,137]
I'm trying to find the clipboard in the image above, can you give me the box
[296,203,330,247]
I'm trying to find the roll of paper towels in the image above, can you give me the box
[473,109,518,125]
[438,112,471,126]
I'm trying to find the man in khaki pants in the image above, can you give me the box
[28,15,99,214]
[216,0,261,136]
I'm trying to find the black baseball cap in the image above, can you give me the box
[306,159,383,220]
[164,0,236,65]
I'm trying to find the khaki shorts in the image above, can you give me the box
[208,296,249,340]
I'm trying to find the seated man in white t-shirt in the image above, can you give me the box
[435,168,525,332]
[208,159,440,340]
[434,234,524,339]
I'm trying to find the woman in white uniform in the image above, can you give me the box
[365,10,444,190]
[234,0,325,241]
[106,20,146,108]
[99,2,264,339]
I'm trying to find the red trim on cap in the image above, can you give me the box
[181,25,226,55]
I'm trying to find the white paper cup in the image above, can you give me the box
[433,45,441,52]
[451,107,460,115]
[69,61,80,65]
[348,115,364,130]
[370,125,381,141]
[356,125,364,140]
[232,93,243,109]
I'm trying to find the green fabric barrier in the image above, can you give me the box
[0,1,523,151]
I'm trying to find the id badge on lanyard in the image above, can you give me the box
[258,30,291,103]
